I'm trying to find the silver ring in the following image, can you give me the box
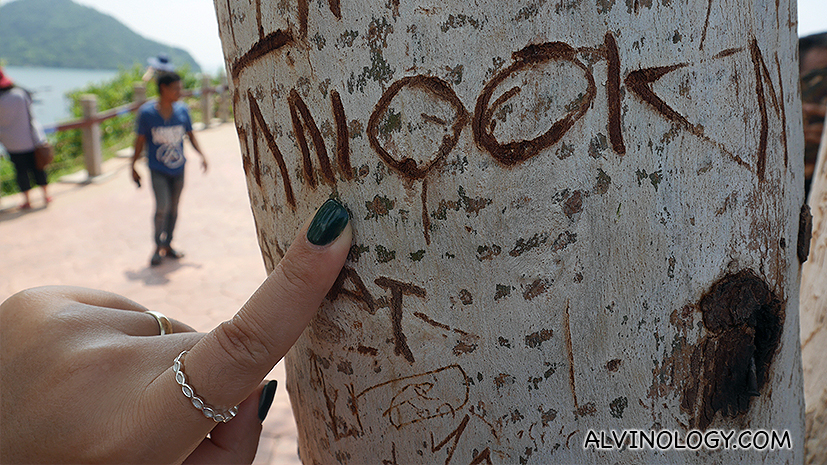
[146,310,173,335]
[174,351,238,422]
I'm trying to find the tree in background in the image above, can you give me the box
[215,0,806,462]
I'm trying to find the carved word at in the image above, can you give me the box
[328,267,426,363]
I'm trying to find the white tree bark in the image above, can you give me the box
[802,122,827,464]
[214,0,806,462]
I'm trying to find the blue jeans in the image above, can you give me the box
[150,170,185,248]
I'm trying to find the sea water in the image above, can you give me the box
[3,66,118,129]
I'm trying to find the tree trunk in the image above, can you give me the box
[802,123,827,464]
[214,0,805,462]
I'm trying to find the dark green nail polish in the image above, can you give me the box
[258,380,277,422]
[307,199,350,246]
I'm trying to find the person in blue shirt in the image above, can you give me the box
[132,72,208,266]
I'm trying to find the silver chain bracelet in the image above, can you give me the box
[173,351,239,423]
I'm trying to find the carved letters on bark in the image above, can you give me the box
[223,4,793,462]
[237,30,786,210]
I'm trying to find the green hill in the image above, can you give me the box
[0,0,200,71]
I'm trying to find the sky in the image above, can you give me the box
[797,0,827,37]
[3,0,826,74]
[72,0,227,74]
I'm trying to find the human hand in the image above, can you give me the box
[0,198,352,464]
[803,102,826,146]
[132,166,142,188]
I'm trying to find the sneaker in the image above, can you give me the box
[150,252,163,267]
[164,247,184,259]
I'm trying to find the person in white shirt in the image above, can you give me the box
[0,68,51,210]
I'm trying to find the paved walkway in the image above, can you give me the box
[0,123,300,464]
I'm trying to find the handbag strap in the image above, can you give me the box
[22,89,42,148]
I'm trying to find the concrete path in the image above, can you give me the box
[0,123,301,464]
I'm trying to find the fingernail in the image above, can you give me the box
[307,199,350,246]
[258,380,277,422]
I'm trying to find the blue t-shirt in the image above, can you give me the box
[136,101,193,176]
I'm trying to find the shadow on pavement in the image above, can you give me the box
[0,204,47,223]
[125,260,203,286]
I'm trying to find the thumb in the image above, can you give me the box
[185,198,351,415]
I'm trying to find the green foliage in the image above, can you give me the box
[0,0,200,71]
[0,158,18,195]
[55,65,146,162]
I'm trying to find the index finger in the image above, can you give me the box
[148,199,351,429]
